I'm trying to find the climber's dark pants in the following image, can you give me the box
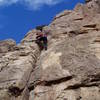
[35,39,43,50]
[43,41,47,50]
[36,37,48,50]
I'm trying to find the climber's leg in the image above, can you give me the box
[39,41,44,50]
[43,42,47,50]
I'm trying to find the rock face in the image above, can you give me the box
[0,31,40,100]
[0,39,16,54]
[85,0,100,13]
[0,1,100,100]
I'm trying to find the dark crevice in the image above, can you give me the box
[69,30,79,35]
[0,63,9,72]
[53,11,72,21]
[77,96,82,100]
[74,18,83,20]
[63,32,68,34]
[90,78,100,82]
[44,76,73,86]
[8,86,23,97]
[65,83,85,90]
[94,39,100,42]
[54,15,66,20]
[83,24,96,28]
[65,83,99,90]
[28,83,34,92]
[68,30,88,37]
[8,78,35,97]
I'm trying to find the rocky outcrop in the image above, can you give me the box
[0,39,16,54]
[85,0,100,13]
[0,0,100,100]
[0,30,40,100]
[29,1,100,100]
[30,31,100,100]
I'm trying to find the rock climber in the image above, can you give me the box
[36,31,48,50]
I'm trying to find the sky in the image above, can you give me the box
[0,0,85,43]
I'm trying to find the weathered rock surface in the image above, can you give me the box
[0,30,40,100]
[0,0,100,100]
[29,1,100,100]
[0,39,16,54]
[30,31,100,100]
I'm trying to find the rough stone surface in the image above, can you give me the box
[0,30,40,100]
[0,1,100,100]
[29,1,100,100]
[0,39,16,54]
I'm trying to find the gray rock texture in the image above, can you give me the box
[0,0,100,100]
